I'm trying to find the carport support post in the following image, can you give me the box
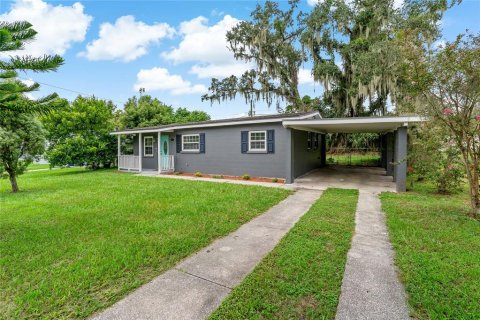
[138,132,142,172]
[394,127,407,192]
[386,132,394,177]
[380,135,387,169]
[320,134,327,167]
[285,128,294,184]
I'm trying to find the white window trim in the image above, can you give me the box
[248,130,267,152]
[182,134,200,152]
[144,136,154,157]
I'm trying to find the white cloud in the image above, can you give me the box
[80,16,174,62]
[0,0,92,56]
[21,78,35,87]
[433,39,446,49]
[20,78,36,99]
[298,68,315,85]
[134,67,207,95]
[163,15,251,79]
[190,62,250,79]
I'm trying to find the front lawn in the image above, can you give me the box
[210,188,358,320]
[26,163,51,170]
[0,168,289,319]
[381,183,480,319]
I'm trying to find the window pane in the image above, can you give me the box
[145,137,153,147]
[250,141,265,150]
[183,143,199,150]
[183,135,199,143]
[249,131,266,150]
[250,132,265,141]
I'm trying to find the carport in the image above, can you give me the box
[283,116,424,192]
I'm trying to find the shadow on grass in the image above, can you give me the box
[0,169,117,196]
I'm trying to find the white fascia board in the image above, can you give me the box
[282,116,425,127]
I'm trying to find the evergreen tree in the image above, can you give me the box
[0,21,65,192]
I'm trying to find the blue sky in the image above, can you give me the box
[1,0,479,119]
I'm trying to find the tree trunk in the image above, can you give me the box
[470,168,479,218]
[465,160,479,218]
[7,171,19,193]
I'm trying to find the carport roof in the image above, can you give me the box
[282,116,425,133]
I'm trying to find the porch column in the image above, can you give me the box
[386,132,394,177]
[394,127,408,192]
[380,135,387,169]
[138,132,142,172]
[158,132,161,174]
[320,134,327,167]
[117,135,121,170]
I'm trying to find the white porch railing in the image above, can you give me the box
[118,155,174,172]
[160,155,175,172]
[118,155,140,171]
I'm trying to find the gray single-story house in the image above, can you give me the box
[112,111,422,192]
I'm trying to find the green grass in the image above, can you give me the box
[209,188,358,320]
[27,163,51,170]
[0,168,289,319]
[326,152,380,167]
[381,182,480,319]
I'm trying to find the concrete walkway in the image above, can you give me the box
[335,190,410,320]
[92,189,321,320]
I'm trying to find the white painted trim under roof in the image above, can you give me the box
[111,111,321,135]
[282,116,425,133]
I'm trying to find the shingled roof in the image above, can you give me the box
[112,111,320,134]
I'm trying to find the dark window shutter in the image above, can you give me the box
[176,134,182,153]
[241,131,248,153]
[199,133,205,153]
[267,129,275,154]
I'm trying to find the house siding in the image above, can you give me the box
[133,134,158,170]
[292,129,321,178]
[128,121,321,181]
[171,123,288,179]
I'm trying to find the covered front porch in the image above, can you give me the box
[115,131,175,173]
[284,116,423,192]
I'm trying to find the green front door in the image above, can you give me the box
[160,135,169,156]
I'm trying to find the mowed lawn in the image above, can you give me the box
[0,169,290,319]
[381,183,480,319]
[210,188,358,320]
[26,163,51,170]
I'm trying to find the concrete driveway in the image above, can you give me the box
[293,166,396,192]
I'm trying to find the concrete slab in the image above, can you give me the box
[335,190,410,320]
[91,189,321,320]
[92,270,230,320]
[294,166,396,193]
